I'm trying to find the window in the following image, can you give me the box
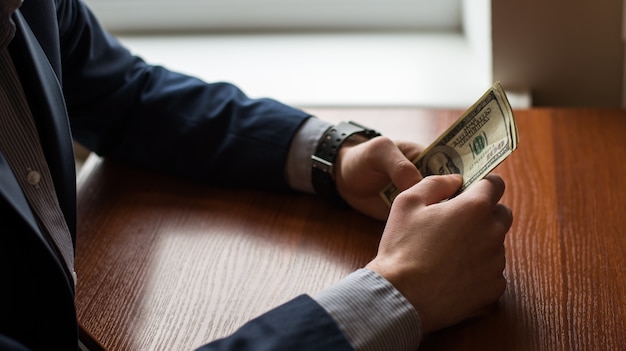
[82,0,512,108]
[83,0,462,33]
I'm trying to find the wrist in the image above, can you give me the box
[311,121,380,204]
[365,259,433,332]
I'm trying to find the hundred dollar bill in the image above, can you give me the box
[380,82,518,207]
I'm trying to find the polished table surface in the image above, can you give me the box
[75,108,626,350]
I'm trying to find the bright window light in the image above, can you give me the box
[83,0,462,33]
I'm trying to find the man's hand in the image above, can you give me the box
[334,137,423,220]
[366,174,513,333]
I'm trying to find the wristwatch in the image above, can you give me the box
[311,121,381,204]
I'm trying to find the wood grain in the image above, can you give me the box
[75,108,626,350]
[76,156,385,350]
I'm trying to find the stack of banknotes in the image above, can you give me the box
[380,81,519,207]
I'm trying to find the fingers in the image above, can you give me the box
[493,203,513,237]
[454,174,512,239]
[397,174,463,207]
[394,140,423,161]
[456,174,506,209]
[366,137,423,191]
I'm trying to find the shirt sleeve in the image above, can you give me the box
[314,269,422,351]
[285,117,331,193]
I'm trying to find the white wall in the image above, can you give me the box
[492,0,623,107]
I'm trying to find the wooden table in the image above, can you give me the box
[75,108,626,350]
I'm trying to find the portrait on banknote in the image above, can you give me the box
[418,145,462,176]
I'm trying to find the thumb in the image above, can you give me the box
[368,138,423,191]
[404,174,463,206]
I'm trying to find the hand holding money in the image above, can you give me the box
[380,82,519,206]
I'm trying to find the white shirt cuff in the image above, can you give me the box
[285,117,331,193]
[314,269,422,351]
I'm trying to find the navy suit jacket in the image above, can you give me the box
[0,0,352,350]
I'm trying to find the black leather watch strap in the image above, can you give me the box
[311,121,380,204]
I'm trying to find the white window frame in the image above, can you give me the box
[83,0,462,33]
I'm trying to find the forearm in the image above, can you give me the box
[58,0,312,188]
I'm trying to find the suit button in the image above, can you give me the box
[27,170,41,186]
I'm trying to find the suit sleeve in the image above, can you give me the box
[195,295,353,351]
[0,335,29,351]
[55,0,310,189]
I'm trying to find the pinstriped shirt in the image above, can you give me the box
[0,0,20,49]
[0,0,76,285]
